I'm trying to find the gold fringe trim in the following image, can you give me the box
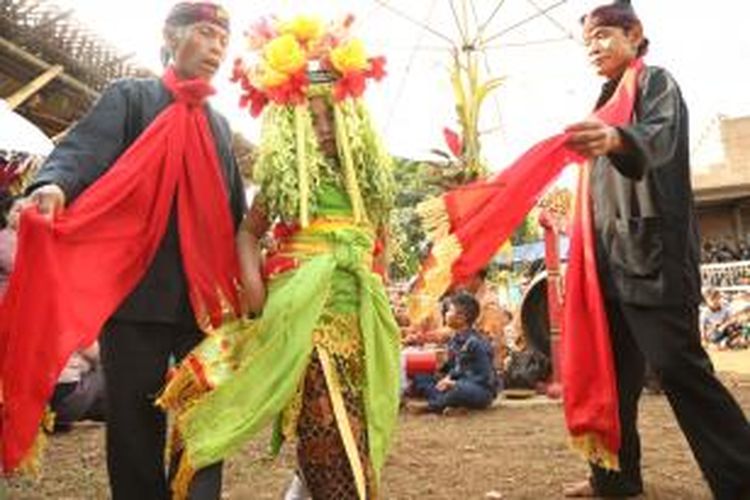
[317,346,367,500]
[170,452,196,500]
[164,420,183,474]
[569,434,620,472]
[408,233,463,323]
[416,196,450,241]
[281,382,304,443]
[16,408,55,476]
[156,362,210,415]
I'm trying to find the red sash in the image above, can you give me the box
[0,68,243,471]
[413,59,644,466]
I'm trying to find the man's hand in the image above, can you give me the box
[565,119,624,158]
[236,227,266,315]
[28,184,66,219]
[436,376,456,392]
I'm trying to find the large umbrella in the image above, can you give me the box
[367,0,587,167]
[199,0,597,171]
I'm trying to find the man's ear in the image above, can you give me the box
[626,22,645,54]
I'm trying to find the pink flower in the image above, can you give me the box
[246,16,278,50]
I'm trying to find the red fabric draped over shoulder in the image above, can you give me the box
[412,59,644,467]
[0,67,242,472]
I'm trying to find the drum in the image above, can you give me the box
[404,349,440,376]
[520,271,551,357]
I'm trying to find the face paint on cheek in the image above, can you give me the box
[599,38,612,50]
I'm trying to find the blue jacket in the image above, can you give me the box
[441,328,498,394]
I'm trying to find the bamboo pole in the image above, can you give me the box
[5,64,63,110]
[0,35,99,101]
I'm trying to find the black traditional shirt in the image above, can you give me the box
[32,78,247,324]
[591,66,701,306]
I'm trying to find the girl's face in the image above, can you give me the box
[309,96,338,158]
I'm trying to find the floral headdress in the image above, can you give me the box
[231,14,387,117]
[231,15,394,231]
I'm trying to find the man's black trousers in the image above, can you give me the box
[101,320,222,500]
[590,301,750,499]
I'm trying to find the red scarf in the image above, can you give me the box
[412,59,643,467]
[0,68,243,472]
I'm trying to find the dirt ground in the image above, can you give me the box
[5,350,750,500]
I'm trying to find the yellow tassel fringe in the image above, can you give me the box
[14,408,56,476]
[416,196,450,240]
[156,364,210,415]
[170,452,196,500]
[569,434,620,472]
[408,233,463,323]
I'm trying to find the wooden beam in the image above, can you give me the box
[0,35,99,100]
[5,64,63,109]
[24,107,70,128]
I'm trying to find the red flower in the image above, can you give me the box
[230,58,245,83]
[237,79,269,117]
[366,56,387,81]
[240,87,269,117]
[333,71,366,101]
[443,127,463,158]
[266,70,308,106]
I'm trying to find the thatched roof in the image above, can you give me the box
[0,0,152,136]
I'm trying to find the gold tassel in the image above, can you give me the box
[408,234,463,323]
[295,105,310,228]
[164,421,184,474]
[334,103,369,225]
[17,408,55,476]
[170,451,196,500]
[569,434,620,471]
[416,196,450,240]
[156,364,209,415]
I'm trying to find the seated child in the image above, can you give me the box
[701,288,732,347]
[412,292,499,413]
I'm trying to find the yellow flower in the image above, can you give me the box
[279,15,324,44]
[330,39,369,74]
[258,62,289,88]
[264,34,307,75]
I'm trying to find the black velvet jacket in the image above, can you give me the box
[31,78,247,324]
[591,65,701,306]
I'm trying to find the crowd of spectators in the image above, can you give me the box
[702,237,750,263]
